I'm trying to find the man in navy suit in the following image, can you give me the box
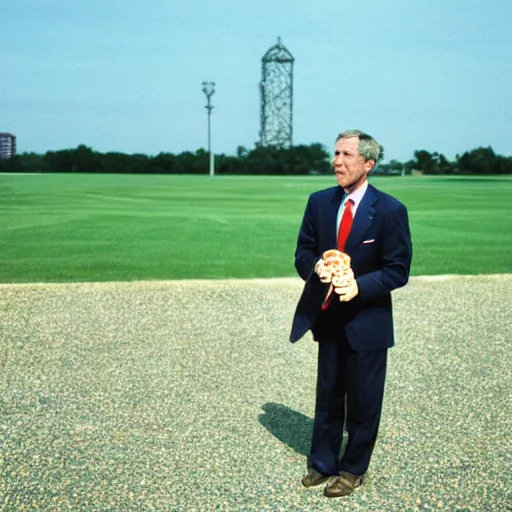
[290,130,412,498]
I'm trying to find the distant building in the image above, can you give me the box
[0,133,16,159]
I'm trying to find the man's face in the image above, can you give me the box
[333,136,374,191]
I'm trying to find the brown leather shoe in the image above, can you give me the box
[323,472,363,498]
[301,468,331,487]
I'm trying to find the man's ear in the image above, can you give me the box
[365,159,376,173]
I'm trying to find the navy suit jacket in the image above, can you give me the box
[290,184,412,350]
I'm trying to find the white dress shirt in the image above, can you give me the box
[336,180,368,237]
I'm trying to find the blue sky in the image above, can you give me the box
[2,0,511,162]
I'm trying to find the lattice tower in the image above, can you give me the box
[259,38,294,148]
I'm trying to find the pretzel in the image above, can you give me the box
[322,249,351,268]
[332,272,354,287]
[321,250,351,278]
[316,249,356,305]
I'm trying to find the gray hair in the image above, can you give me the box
[336,129,382,163]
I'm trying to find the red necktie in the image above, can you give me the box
[320,199,354,311]
[337,199,354,251]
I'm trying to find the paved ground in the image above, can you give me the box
[1,276,511,511]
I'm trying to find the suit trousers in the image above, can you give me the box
[308,336,387,476]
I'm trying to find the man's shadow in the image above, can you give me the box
[258,402,313,455]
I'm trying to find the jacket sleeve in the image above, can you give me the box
[356,202,413,301]
[294,195,322,282]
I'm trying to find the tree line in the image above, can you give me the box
[405,147,512,175]
[1,143,510,175]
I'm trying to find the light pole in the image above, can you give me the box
[201,81,215,177]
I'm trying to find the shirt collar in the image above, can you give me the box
[344,180,368,208]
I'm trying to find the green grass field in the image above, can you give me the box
[1,173,510,283]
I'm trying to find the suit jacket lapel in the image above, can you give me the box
[326,186,344,249]
[345,184,378,255]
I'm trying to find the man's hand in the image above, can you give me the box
[314,259,332,283]
[334,278,359,302]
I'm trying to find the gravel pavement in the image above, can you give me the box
[1,276,511,511]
